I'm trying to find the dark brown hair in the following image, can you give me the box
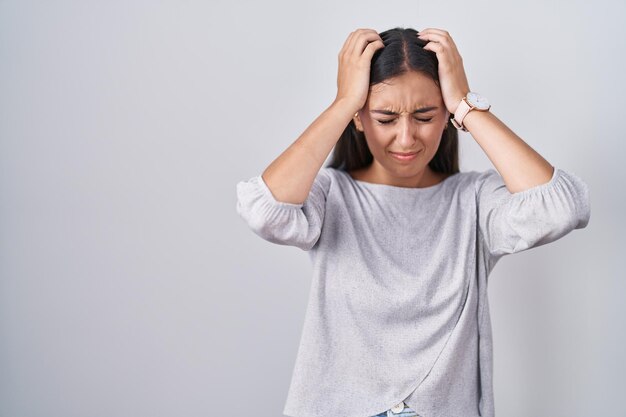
[326,27,459,174]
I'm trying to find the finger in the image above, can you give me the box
[419,37,459,62]
[340,30,360,59]
[348,29,383,56]
[418,32,452,48]
[340,29,373,59]
[356,34,384,56]
[418,28,451,37]
[418,30,459,52]
[361,39,385,61]
[422,41,444,56]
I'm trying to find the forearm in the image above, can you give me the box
[261,98,356,204]
[463,110,554,193]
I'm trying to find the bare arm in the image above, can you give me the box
[462,110,553,193]
[418,28,553,193]
[261,29,385,204]
[261,98,355,204]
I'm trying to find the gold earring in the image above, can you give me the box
[353,113,362,131]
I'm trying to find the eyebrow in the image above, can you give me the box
[370,106,438,115]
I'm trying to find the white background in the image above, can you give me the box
[1,0,625,416]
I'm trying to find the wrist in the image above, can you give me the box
[332,97,363,115]
[451,92,491,132]
[450,91,469,115]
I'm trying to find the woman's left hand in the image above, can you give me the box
[417,28,470,115]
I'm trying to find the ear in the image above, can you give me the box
[353,112,364,132]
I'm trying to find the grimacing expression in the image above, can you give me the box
[354,70,449,181]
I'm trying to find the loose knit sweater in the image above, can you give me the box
[235,165,590,417]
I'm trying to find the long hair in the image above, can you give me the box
[326,27,459,174]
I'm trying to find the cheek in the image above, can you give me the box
[362,125,388,145]
[425,120,448,140]
[407,124,444,145]
[363,134,388,157]
[430,125,446,140]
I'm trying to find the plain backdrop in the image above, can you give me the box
[1,0,625,416]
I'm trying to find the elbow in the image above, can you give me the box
[254,225,322,251]
[574,199,591,229]
[573,177,591,229]
[237,203,322,251]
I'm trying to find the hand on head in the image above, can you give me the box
[417,28,471,115]
[334,27,471,117]
[335,29,385,113]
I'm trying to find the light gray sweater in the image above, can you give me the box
[235,166,590,417]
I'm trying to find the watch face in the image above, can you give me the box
[467,92,490,110]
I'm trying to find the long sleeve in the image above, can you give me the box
[235,168,332,251]
[475,166,591,261]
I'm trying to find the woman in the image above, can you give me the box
[236,27,590,417]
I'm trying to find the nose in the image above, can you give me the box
[396,115,416,147]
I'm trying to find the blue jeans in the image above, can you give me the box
[370,402,420,417]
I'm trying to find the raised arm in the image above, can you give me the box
[262,29,385,204]
[416,29,590,261]
[417,28,554,193]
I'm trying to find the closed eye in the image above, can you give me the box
[377,117,433,124]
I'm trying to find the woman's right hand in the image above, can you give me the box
[335,29,385,113]
[259,30,384,205]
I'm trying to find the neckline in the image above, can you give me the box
[339,168,459,191]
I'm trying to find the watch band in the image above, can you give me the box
[451,98,472,132]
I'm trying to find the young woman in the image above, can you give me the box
[236,27,590,417]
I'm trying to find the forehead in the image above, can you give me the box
[367,71,441,109]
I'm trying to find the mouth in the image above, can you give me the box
[389,150,420,161]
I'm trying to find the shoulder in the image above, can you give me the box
[458,168,502,188]
[317,165,348,184]
[445,169,507,201]
[444,169,496,188]
[308,166,344,195]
